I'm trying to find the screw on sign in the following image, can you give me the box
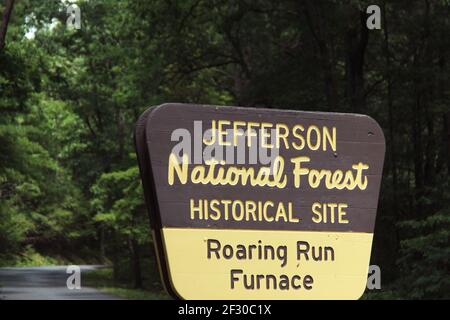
[134,103,385,300]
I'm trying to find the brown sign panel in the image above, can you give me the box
[135,103,385,299]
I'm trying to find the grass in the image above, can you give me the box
[361,289,402,300]
[0,245,105,267]
[0,246,67,267]
[100,287,170,300]
[83,267,170,300]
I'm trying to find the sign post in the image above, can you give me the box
[135,103,385,299]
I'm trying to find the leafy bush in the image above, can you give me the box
[396,209,450,299]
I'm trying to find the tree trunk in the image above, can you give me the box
[302,0,338,110]
[445,113,450,173]
[383,2,398,212]
[112,231,120,282]
[345,10,369,112]
[99,224,105,262]
[128,236,143,289]
[413,91,424,215]
[0,0,15,51]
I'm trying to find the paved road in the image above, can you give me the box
[0,265,121,300]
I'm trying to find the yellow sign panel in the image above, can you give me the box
[162,228,373,299]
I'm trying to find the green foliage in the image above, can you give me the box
[0,246,62,267]
[396,209,450,299]
[0,202,30,254]
[91,164,149,243]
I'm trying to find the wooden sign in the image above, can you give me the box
[134,103,385,300]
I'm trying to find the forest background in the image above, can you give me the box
[0,0,448,299]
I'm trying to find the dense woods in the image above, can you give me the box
[0,0,449,299]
